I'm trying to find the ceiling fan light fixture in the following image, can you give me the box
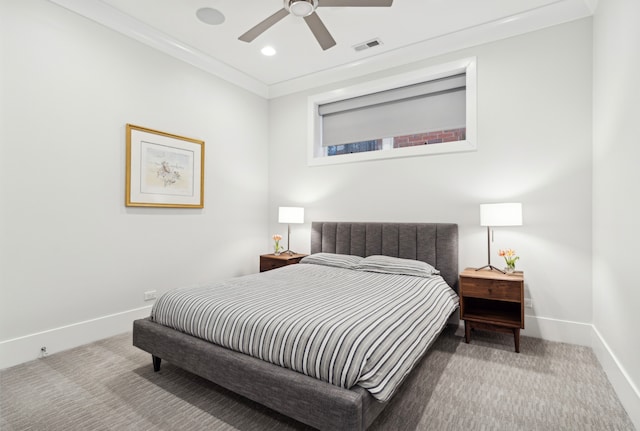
[286,0,317,17]
[240,0,392,49]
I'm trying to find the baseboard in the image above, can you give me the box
[522,314,593,346]
[0,306,152,370]
[459,315,639,429]
[455,314,592,345]
[3,311,638,430]
[592,326,640,430]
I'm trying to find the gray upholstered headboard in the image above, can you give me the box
[310,222,459,292]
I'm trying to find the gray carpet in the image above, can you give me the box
[0,326,635,430]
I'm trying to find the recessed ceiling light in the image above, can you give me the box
[261,46,277,56]
[196,7,225,25]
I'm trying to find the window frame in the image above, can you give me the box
[307,57,477,166]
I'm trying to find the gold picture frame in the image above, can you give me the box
[125,124,204,208]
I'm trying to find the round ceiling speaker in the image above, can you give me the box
[195,7,225,25]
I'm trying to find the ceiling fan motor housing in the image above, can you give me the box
[285,0,318,17]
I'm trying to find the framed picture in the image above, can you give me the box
[126,124,204,208]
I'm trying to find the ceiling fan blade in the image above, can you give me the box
[238,8,289,43]
[303,12,337,50]
[318,0,393,7]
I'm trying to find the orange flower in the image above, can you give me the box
[272,234,283,254]
[498,249,519,269]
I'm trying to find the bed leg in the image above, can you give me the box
[152,355,161,372]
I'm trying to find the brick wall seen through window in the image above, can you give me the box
[327,127,466,155]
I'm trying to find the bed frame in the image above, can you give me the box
[133,222,458,430]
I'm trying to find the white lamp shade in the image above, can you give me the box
[480,203,522,227]
[278,207,304,224]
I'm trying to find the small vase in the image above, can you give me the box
[504,266,515,274]
[274,245,281,255]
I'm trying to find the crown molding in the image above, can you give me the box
[48,0,269,98]
[48,0,592,100]
[267,0,593,98]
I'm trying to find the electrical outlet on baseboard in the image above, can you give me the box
[524,298,532,308]
[144,290,157,301]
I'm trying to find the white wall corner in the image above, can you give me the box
[458,315,638,428]
[0,306,152,370]
[582,0,599,14]
[591,326,640,430]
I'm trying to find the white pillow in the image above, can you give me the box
[300,253,363,269]
[354,255,440,277]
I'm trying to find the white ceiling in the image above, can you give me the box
[49,0,593,98]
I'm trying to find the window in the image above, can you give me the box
[327,140,382,155]
[307,57,477,165]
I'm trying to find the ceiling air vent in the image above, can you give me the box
[353,38,382,52]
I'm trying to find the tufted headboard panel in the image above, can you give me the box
[310,222,459,292]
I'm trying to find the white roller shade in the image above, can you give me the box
[319,74,466,147]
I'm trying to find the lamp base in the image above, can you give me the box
[281,249,296,255]
[475,264,506,274]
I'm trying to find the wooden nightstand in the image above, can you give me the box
[459,268,525,353]
[260,253,307,272]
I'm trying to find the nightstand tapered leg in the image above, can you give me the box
[514,328,520,353]
[465,322,471,344]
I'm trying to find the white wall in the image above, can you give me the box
[0,0,269,367]
[592,0,640,427]
[269,19,594,343]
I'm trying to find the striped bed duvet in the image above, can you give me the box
[151,261,458,402]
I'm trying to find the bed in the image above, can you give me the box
[133,221,459,430]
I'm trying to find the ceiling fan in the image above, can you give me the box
[238,0,394,51]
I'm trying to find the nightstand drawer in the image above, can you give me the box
[259,253,307,272]
[260,259,284,272]
[461,277,521,301]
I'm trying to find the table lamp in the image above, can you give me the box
[477,203,522,273]
[278,207,304,254]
